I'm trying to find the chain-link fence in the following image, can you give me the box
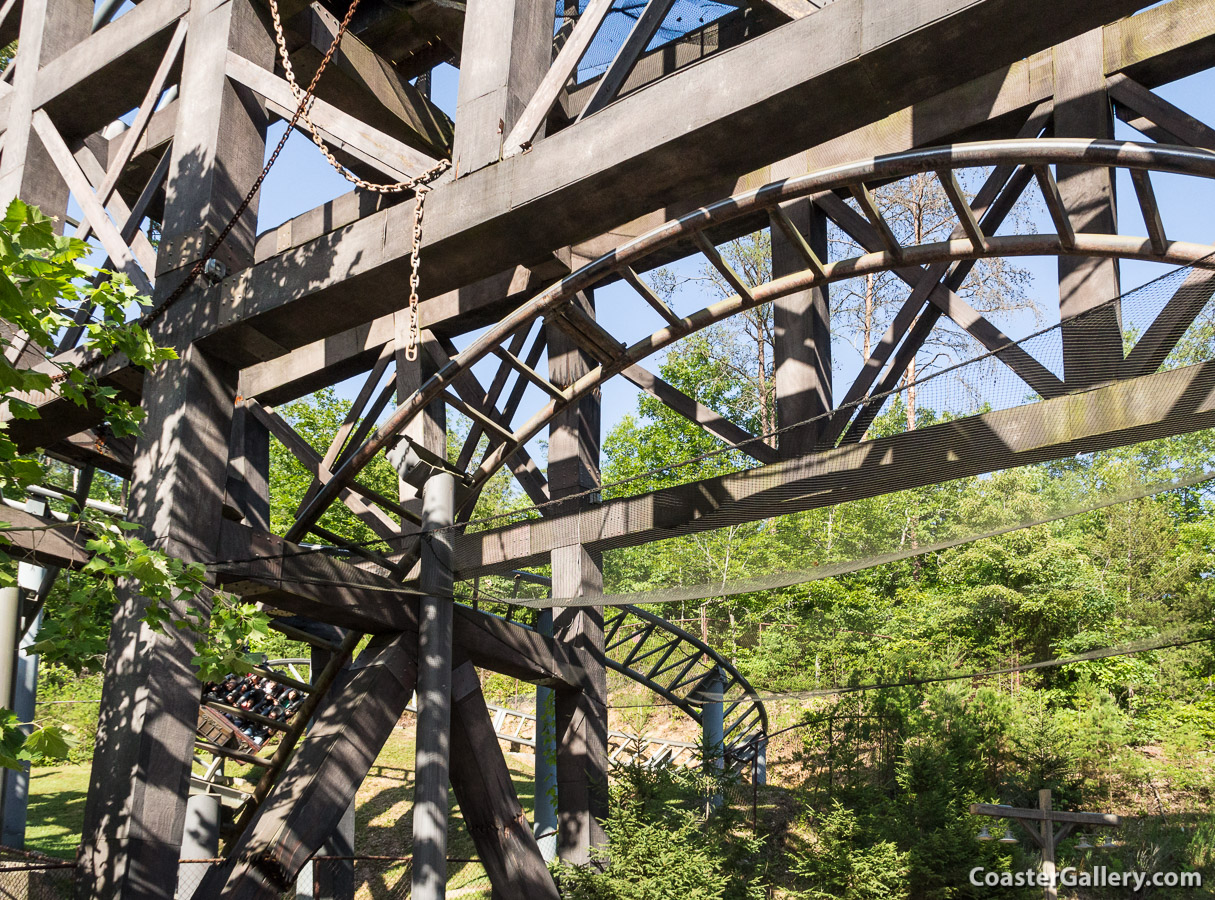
[175,856,493,900]
[0,850,494,900]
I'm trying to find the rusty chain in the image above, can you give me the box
[267,0,449,360]
[55,0,443,382]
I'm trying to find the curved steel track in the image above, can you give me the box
[193,608,769,805]
[285,138,1215,541]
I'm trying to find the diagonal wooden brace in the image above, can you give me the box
[449,653,560,900]
[195,630,417,899]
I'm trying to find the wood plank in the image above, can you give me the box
[449,656,561,900]
[244,399,411,544]
[198,631,417,897]
[293,3,453,158]
[224,49,440,179]
[33,0,188,141]
[0,504,91,569]
[451,0,552,173]
[1121,268,1215,378]
[621,363,779,464]
[970,804,1120,826]
[74,18,186,245]
[30,110,154,294]
[771,198,831,456]
[77,344,238,898]
[1054,30,1122,388]
[453,357,1215,574]
[503,0,615,154]
[577,0,678,120]
[215,521,590,688]
[1107,72,1215,149]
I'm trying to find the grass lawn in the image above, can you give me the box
[26,763,91,860]
[23,724,539,875]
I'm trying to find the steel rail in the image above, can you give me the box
[286,139,1215,542]
[603,604,769,767]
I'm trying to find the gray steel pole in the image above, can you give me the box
[702,667,725,809]
[412,471,455,900]
[534,608,558,862]
[176,793,220,899]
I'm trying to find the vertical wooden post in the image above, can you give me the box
[547,292,608,865]
[770,199,831,456]
[1040,789,1057,900]
[412,470,456,900]
[0,0,92,224]
[157,0,272,289]
[296,646,355,900]
[452,0,552,174]
[77,344,240,899]
[225,403,271,532]
[1054,31,1122,388]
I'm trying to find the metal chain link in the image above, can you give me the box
[267,0,450,361]
[54,0,442,382]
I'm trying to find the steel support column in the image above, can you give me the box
[534,608,558,863]
[411,470,456,900]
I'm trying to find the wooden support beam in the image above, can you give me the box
[454,356,1215,575]
[452,0,552,174]
[426,339,551,509]
[1121,268,1215,379]
[0,504,91,570]
[970,804,1120,827]
[1107,72,1215,149]
[449,655,561,899]
[225,49,440,180]
[69,142,159,277]
[503,0,614,155]
[73,17,186,244]
[1053,30,1123,388]
[245,398,412,544]
[620,363,779,465]
[30,0,188,141]
[290,2,453,159]
[198,631,417,897]
[225,400,271,531]
[216,522,590,687]
[0,0,93,222]
[154,0,272,282]
[577,0,678,120]
[771,198,831,456]
[77,345,238,899]
[548,291,608,864]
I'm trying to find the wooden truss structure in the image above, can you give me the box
[2,0,1215,897]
